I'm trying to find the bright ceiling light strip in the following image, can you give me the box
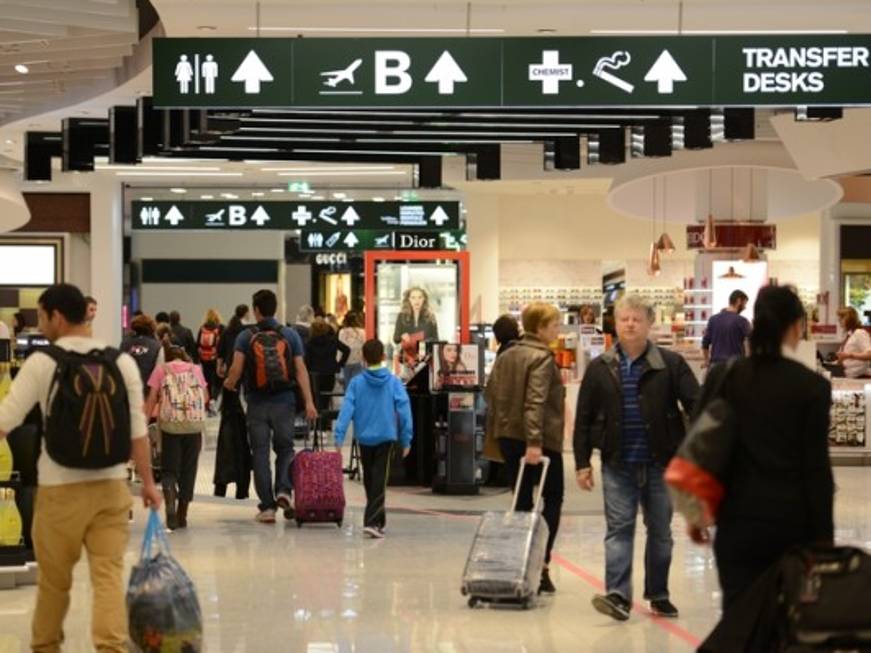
[260,166,397,172]
[590,29,848,35]
[226,131,571,139]
[357,138,535,144]
[247,26,504,33]
[250,109,662,120]
[113,171,244,177]
[240,118,621,128]
[97,165,223,171]
[275,171,409,177]
[296,148,456,156]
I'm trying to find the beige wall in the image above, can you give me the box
[465,189,823,321]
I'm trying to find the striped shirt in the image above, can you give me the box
[618,345,650,463]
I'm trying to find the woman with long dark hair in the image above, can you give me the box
[694,285,834,613]
[393,287,439,366]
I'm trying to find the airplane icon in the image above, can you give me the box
[374,233,392,247]
[321,59,363,87]
[206,209,225,224]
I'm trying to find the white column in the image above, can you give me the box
[88,176,124,344]
[464,192,500,323]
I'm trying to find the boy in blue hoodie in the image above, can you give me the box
[335,339,413,538]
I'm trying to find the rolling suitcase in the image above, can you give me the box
[291,426,345,528]
[461,457,550,610]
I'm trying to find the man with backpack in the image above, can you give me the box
[169,311,198,363]
[224,289,318,524]
[0,284,161,652]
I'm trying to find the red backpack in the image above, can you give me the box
[198,326,220,362]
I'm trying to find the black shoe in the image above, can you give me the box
[649,599,679,618]
[538,568,556,594]
[164,487,178,531]
[276,493,294,520]
[592,593,631,621]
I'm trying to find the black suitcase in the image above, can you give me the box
[779,546,871,652]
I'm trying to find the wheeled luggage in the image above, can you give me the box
[291,426,345,528]
[779,546,871,652]
[461,458,550,609]
[147,423,161,483]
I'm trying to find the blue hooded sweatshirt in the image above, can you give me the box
[334,367,413,449]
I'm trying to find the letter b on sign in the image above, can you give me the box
[229,205,247,226]
[375,51,412,95]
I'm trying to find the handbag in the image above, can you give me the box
[664,359,737,527]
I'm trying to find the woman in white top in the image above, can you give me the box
[338,311,367,389]
[836,307,871,378]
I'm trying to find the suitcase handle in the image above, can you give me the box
[510,456,551,515]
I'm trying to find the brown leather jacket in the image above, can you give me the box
[485,335,565,454]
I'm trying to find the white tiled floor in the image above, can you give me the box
[1,450,870,653]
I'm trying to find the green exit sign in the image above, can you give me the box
[288,181,312,193]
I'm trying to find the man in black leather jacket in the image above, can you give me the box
[574,294,699,622]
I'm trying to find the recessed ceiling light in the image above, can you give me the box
[140,196,154,201]
[372,197,385,202]
[311,195,325,200]
[221,192,239,199]
[14,64,28,74]
[4,139,12,145]
[270,188,285,193]
[200,194,215,199]
[252,191,265,197]
[332,192,347,199]
[170,187,187,194]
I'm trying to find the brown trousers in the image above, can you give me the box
[31,479,132,653]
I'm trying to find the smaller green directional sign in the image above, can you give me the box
[299,229,466,252]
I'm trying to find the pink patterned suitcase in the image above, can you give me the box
[291,449,346,527]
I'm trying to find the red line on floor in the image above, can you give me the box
[390,502,703,649]
[550,553,702,649]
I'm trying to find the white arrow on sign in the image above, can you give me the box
[231,50,274,94]
[340,205,361,226]
[429,205,451,226]
[165,205,185,226]
[344,232,360,248]
[251,205,271,226]
[425,51,468,95]
[644,49,687,94]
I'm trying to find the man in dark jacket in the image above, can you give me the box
[169,310,198,363]
[575,294,699,622]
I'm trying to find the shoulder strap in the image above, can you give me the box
[42,344,65,362]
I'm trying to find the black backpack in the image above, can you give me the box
[43,346,132,469]
[122,335,160,388]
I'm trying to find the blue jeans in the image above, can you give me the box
[247,400,295,512]
[602,462,673,602]
[343,363,364,389]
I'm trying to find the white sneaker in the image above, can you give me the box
[363,526,384,539]
[256,509,277,524]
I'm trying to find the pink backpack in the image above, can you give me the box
[158,364,206,434]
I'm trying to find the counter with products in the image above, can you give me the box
[829,378,871,459]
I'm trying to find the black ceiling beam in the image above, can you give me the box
[62,118,108,172]
[109,105,138,164]
[25,131,62,181]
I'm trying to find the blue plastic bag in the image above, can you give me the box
[127,510,203,652]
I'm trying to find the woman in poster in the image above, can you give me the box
[436,343,470,388]
[393,287,439,366]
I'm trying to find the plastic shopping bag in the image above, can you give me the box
[127,509,203,653]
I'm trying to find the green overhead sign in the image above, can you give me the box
[131,200,461,231]
[299,229,466,252]
[153,35,871,108]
